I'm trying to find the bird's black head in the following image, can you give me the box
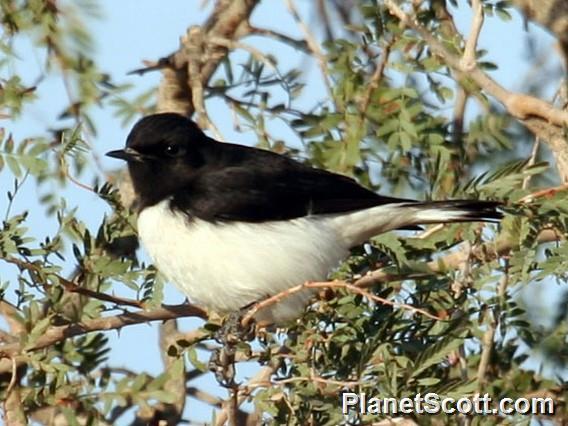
[106,113,207,208]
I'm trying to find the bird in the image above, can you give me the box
[106,113,502,325]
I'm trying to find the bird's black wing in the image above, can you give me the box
[172,143,414,223]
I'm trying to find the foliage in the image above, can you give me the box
[0,0,567,425]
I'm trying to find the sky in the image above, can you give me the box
[0,0,564,423]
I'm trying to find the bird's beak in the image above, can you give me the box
[106,147,145,163]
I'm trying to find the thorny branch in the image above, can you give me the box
[1,228,563,359]
[0,303,206,358]
[1,256,145,309]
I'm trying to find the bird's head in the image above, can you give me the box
[106,113,207,208]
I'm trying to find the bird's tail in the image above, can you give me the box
[405,200,503,224]
[331,200,503,248]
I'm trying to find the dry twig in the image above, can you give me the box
[241,280,442,327]
[284,0,334,101]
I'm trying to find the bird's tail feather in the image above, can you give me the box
[331,200,503,248]
[406,200,503,224]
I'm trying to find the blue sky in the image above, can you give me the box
[0,0,564,423]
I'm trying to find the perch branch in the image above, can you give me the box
[241,280,442,327]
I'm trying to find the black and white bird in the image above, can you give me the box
[106,113,502,324]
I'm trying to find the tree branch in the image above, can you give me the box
[1,256,145,309]
[359,41,393,116]
[214,364,276,426]
[0,304,207,358]
[241,280,442,327]
[460,0,484,71]
[152,0,259,118]
[383,0,568,125]
[383,0,568,180]
[354,229,561,288]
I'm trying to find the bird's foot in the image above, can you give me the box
[214,305,256,344]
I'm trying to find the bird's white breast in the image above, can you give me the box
[137,200,350,323]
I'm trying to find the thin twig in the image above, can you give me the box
[521,82,565,189]
[450,86,469,183]
[5,356,17,396]
[284,0,334,102]
[451,87,468,146]
[522,137,541,190]
[518,182,568,203]
[241,280,441,326]
[64,168,96,193]
[209,37,279,73]
[359,42,393,116]
[274,368,364,388]
[414,223,445,240]
[477,272,507,388]
[460,0,484,71]
[245,24,309,52]
[187,386,223,407]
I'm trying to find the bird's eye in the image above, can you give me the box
[164,144,185,157]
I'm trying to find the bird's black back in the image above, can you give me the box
[171,139,412,222]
